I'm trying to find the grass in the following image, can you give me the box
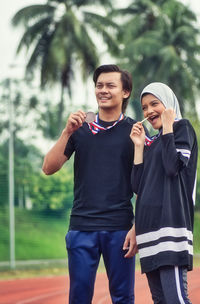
[0,208,69,261]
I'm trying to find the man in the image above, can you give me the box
[42,64,138,303]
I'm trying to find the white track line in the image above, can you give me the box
[16,289,67,304]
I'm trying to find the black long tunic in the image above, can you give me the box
[131,119,198,273]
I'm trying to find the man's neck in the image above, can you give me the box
[98,109,122,122]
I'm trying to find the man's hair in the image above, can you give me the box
[93,64,133,113]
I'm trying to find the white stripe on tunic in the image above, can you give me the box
[138,240,193,259]
[136,227,193,245]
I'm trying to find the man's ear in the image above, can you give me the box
[123,90,131,99]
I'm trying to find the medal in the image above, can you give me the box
[85,111,96,123]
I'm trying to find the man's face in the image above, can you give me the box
[95,72,129,112]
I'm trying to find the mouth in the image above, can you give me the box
[148,115,160,123]
[98,95,111,101]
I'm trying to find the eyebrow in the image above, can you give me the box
[96,81,116,85]
[142,98,160,106]
[150,99,159,102]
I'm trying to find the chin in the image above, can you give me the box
[150,123,162,130]
[99,104,111,109]
[155,125,162,130]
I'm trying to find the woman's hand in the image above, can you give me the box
[161,108,175,134]
[130,122,145,147]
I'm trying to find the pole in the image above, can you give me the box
[8,78,15,269]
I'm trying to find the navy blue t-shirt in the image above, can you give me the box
[64,116,137,231]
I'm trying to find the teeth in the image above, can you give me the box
[150,115,158,120]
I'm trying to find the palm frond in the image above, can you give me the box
[12,4,54,26]
[83,11,119,30]
[16,16,55,54]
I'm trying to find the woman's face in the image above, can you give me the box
[141,94,166,130]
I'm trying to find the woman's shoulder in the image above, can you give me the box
[173,118,197,140]
[174,118,194,130]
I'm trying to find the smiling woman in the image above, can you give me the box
[130,81,198,304]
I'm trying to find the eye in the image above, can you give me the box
[152,101,159,106]
[108,84,115,88]
[96,84,103,89]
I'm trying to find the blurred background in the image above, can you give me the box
[0,0,200,276]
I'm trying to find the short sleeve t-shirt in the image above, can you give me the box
[64,116,137,231]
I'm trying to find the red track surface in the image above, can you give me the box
[0,268,199,304]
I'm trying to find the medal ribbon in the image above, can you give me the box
[88,113,124,135]
[145,131,161,146]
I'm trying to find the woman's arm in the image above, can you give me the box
[161,110,195,176]
[130,122,145,164]
[130,122,145,193]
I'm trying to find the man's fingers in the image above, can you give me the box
[69,111,86,126]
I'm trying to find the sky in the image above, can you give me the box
[0,0,45,80]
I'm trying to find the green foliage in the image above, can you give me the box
[190,119,200,210]
[0,145,8,207]
[0,140,41,208]
[0,139,74,211]
[194,212,200,253]
[30,166,74,210]
[115,0,200,119]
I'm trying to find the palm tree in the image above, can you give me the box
[12,0,119,131]
[113,0,200,119]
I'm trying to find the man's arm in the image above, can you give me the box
[42,129,70,175]
[42,110,86,175]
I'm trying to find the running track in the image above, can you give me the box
[0,268,199,304]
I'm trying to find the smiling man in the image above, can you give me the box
[42,64,138,304]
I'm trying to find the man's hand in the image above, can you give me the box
[65,110,86,136]
[123,224,138,258]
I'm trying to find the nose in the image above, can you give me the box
[100,86,108,94]
[146,106,154,116]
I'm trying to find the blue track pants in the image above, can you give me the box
[65,230,135,304]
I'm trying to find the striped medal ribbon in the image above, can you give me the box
[88,113,124,135]
[145,131,162,146]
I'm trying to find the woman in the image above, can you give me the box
[130,82,198,304]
